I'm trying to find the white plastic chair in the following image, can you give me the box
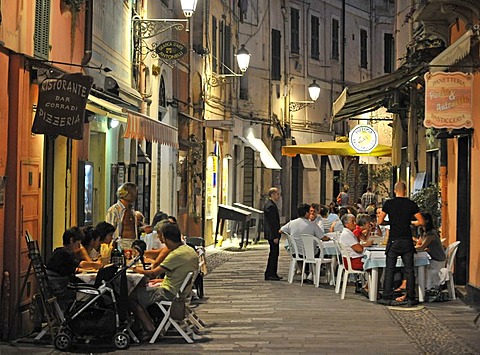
[149,272,198,344]
[444,241,461,300]
[299,234,333,287]
[337,242,368,300]
[284,232,303,284]
[333,240,345,294]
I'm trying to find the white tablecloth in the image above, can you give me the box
[77,271,146,295]
[362,248,430,302]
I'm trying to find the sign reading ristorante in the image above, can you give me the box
[32,73,93,140]
[424,71,473,129]
[155,40,188,60]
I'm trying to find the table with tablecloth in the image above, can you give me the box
[77,270,146,295]
[363,248,430,302]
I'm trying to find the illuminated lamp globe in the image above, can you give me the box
[236,45,251,73]
[308,80,321,102]
[181,0,197,18]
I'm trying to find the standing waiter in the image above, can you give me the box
[263,187,282,281]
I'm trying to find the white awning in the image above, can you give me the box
[292,135,317,169]
[429,29,479,72]
[328,155,343,171]
[87,94,127,122]
[243,135,282,170]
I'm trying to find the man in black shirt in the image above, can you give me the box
[263,187,282,281]
[377,181,424,306]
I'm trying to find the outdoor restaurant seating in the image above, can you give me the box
[336,241,369,300]
[445,241,461,300]
[149,271,198,344]
[283,232,302,284]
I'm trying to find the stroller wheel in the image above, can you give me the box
[54,332,72,351]
[113,332,130,350]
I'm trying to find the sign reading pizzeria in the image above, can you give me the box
[32,73,93,140]
[424,71,473,129]
[155,40,188,60]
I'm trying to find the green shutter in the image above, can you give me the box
[34,0,51,59]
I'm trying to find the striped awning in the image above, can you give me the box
[124,110,178,148]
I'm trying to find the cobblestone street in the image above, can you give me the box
[1,239,479,354]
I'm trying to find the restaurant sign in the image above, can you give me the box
[424,71,473,129]
[349,125,378,154]
[32,73,93,140]
[155,40,188,60]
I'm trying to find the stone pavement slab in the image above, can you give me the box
[1,239,479,354]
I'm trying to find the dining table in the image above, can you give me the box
[77,269,146,295]
[363,247,431,302]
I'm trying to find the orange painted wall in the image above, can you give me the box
[470,74,480,287]
[445,21,480,288]
[0,50,9,279]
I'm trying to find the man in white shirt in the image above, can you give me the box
[339,213,373,270]
[281,203,325,240]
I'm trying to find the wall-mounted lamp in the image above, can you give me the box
[224,154,233,160]
[208,45,251,86]
[108,118,119,129]
[289,80,321,112]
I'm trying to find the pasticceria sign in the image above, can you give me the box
[424,71,473,129]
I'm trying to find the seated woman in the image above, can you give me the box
[353,214,374,242]
[95,221,116,265]
[416,212,446,290]
[75,226,102,266]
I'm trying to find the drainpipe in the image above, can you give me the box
[81,0,93,66]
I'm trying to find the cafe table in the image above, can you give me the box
[363,247,430,302]
[77,269,146,295]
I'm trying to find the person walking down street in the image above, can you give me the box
[336,185,350,207]
[106,182,138,250]
[361,187,376,209]
[377,181,424,307]
[263,187,282,281]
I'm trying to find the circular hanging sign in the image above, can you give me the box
[349,124,379,153]
[155,40,188,60]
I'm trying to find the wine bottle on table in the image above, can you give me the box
[110,238,125,267]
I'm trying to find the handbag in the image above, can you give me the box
[170,297,186,320]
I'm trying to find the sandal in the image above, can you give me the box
[395,295,407,302]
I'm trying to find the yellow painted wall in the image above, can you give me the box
[469,74,480,287]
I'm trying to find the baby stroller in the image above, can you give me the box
[53,244,146,351]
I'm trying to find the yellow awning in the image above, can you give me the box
[282,140,391,157]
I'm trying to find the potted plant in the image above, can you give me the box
[411,183,441,227]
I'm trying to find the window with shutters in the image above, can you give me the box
[331,18,339,60]
[222,25,231,75]
[360,29,368,69]
[311,15,320,60]
[239,73,248,100]
[291,8,300,54]
[271,29,281,80]
[384,33,394,73]
[212,16,218,72]
[34,0,51,59]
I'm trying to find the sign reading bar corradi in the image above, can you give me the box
[424,71,473,129]
[155,40,188,60]
[32,73,94,140]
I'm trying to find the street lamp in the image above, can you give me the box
[289,79,321,112]
[181,0,198,18]
[235,44,251,73]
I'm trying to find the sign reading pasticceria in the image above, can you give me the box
[32,73,93,140]
[155,40,188,60]
[424,71,473,129]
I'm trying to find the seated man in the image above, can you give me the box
[339,213,373,270]
[129,223,199,338]
[46,226,100,308]
[281,203,326,241]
